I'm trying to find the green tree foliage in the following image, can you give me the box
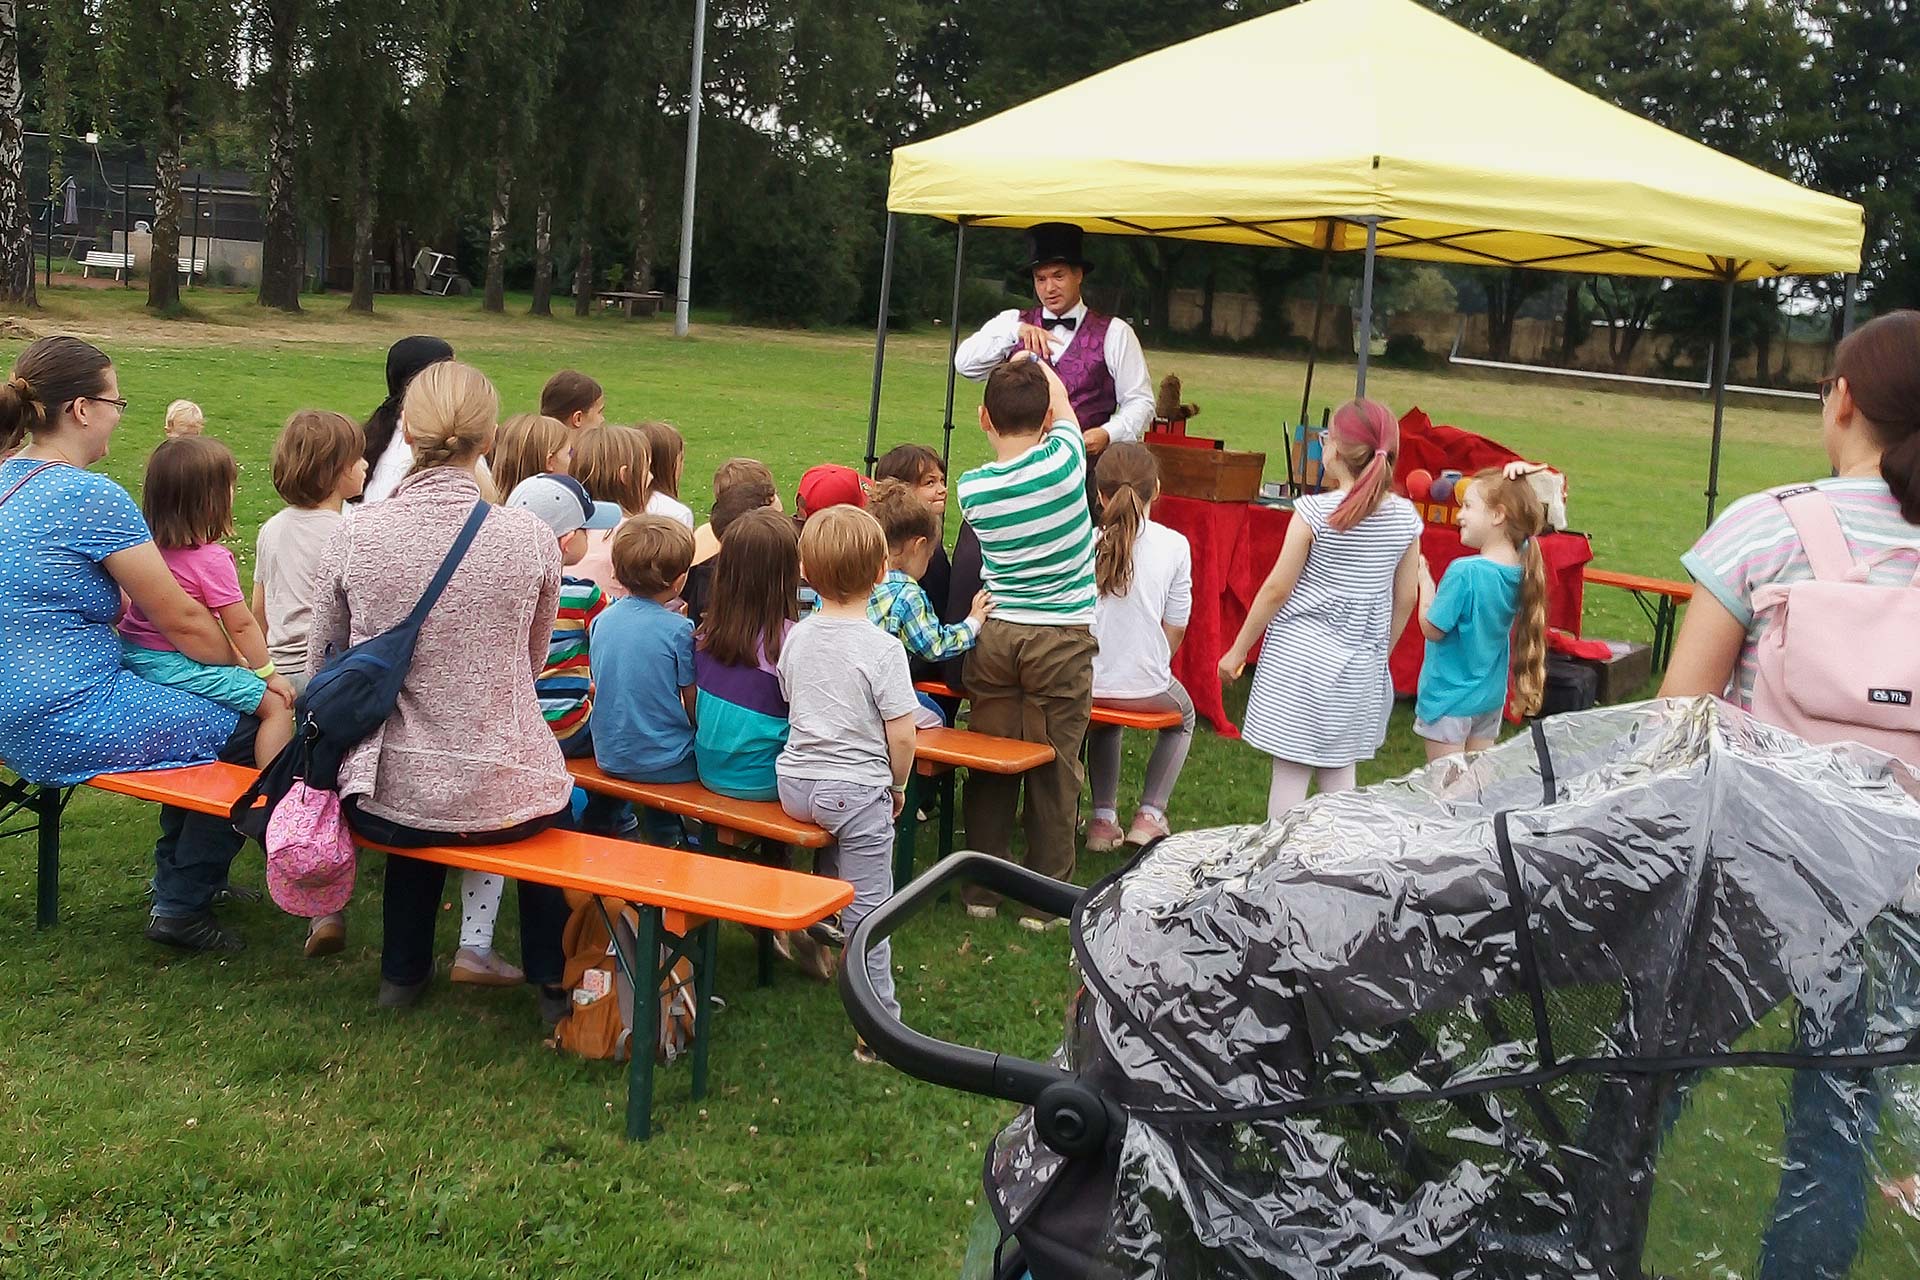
[100,0,238,312]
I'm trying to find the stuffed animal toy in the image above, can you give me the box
[1153,374,1201,426]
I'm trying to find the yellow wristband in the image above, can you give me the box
[253,661,277,679]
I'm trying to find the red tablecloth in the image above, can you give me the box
[1156,495,1593,735]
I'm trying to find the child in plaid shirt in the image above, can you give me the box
[866,479,989,727]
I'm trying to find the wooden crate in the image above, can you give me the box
[1147,442,1266,503]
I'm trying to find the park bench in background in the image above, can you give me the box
[80,250,134,280]
[1583,568,1694,670]
[595,289,667,318]
[8,762,851,1141]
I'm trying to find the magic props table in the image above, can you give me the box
[1154,494,1593,735]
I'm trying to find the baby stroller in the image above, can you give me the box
[843,699,1920,1279]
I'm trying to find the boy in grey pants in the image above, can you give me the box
[776,505,919,1059]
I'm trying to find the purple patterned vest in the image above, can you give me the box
[1022,306,1117,429]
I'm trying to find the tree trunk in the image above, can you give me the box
[1750,281,1776,388]
[482,153,511,312]
[0,1,35,307]
[1199,263,1217,338]
[572,226,593,318]
[348,137,375,313]
[1558,280,1586,365]
[256,0,303,312]
[626,185,651,290]
[529,193,552,316]
[146,110,184,313]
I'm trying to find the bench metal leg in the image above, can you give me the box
[2,778,66,929]
[937,772,957,863]
[1653,597,1678,672]
[626,904,662,1141]
[892,775,922,892]
[690,921,717,1101]
[35,785,63,929]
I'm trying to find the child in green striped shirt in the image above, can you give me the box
[954,356,1099,927]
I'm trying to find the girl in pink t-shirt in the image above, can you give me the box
[119,436,295,767]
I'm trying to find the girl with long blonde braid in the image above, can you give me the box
[1413,464,1549,759]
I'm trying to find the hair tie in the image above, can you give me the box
[1373,448,1387,459]
[6,376,29,396]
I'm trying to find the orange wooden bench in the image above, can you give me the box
[897,727,1055,889]
[915,680,1184,732]
[568,730,1054,896]
[565,761,831,985]
[19,761,851,1141]
[1584,568,1695,670]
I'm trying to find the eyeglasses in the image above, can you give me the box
[81,395,129,412]
[1817,376,1838,403]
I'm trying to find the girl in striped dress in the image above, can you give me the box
[1219,399,1422,820]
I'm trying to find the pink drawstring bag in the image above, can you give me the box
[264,781,357,918]
[1748,486,1920,769]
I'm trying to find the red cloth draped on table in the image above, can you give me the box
[1154,407,1591,734]
[1392,406,1524,485]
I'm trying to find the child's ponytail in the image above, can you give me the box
[1094,442,1157,597]
[1470,467,1552,717]
[1512,536,1549,717]
[1325,399,1399,532]
[1831,311,1920,523]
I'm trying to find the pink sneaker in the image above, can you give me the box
[1125,811,1171,847]
[1085,817,1126,852]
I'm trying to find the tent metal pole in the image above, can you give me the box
[672,0,708,337]
[1840,272,1858,337]
[1354,219,1379,398]
[864,212,899,476]
[940,221,968,473]
[1298,231,1333,428]
[1704,275,1735,527]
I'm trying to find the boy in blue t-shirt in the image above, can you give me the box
[590,514,698,845]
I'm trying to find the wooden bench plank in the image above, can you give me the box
[914,679,1184,732]
[1584,567,1694,600]
[913,726,1055,776]
[86,764,850,932]
[566,761,829,848]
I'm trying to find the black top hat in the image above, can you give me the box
[1023,222,1093,275]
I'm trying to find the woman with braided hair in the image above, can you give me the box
[307,360,575,1019]
[0,336,263,952]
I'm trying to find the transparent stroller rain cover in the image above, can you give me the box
[981,700,1920,1280]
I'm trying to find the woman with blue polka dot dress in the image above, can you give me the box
[0,336,262,953]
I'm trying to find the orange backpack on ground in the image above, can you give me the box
[549,891,699,1064]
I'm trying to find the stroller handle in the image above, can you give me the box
[840,853,1083,1106]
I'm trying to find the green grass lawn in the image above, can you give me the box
[1,286,1911,1278]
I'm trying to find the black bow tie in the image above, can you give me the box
[1041,315,1078,330]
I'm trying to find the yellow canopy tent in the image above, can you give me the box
[864,0,1865,521]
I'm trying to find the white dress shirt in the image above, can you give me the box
[953,299,1155,444]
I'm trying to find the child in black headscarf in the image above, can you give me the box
[360,335,454,503]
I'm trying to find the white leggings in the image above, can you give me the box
[458,869,505,950]
[1266,759,1357,822]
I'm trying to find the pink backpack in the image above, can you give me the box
[1748,486,1920,768]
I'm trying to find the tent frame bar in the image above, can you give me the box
[940,221,969,472]
[949,211,1791,281]
[1703,266,1738,526]
[864,213,899,475]
[1354,219,1381,398]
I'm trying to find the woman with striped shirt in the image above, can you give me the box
[1662,309,1920,1280]
[1219,399,1422,820]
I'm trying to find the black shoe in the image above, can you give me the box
[145,911,245,953]
[377,975,430,1009]
[538,985,572,1029]
[212,883,264,907]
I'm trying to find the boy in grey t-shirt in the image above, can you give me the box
[777,507,919,1050]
